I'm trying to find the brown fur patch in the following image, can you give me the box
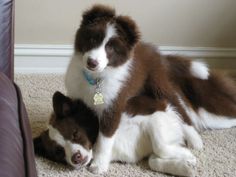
[126,95,168,116]
[163,56,236,117]
[115,15,140,48]
[187,72,236,117]
[81,4,115,26]
[34,130,66,164]
[74,22,106,53]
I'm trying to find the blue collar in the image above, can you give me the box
[82,70,97,85]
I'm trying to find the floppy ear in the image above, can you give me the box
[116,15,140,47]
[81,4,115,26]
[52,91,73,118]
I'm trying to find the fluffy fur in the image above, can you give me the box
[65,4,236,174]
[34,92,202,176]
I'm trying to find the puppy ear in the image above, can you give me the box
[81,4,115,26]
[116,15,140,48]
[52,91,73,118]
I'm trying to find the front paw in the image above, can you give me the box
[88,161,109,174]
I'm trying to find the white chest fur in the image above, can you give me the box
[65,54,133,115]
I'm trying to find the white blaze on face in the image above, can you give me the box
[83,24,117,72]
[48,125,92,168]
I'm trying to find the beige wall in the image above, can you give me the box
[15,0,236,47]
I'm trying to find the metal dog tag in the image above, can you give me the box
[94,93,104,105]
[93,78,104,105]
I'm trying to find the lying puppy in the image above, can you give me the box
[34,91,202,177]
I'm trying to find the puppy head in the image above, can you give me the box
[34,91,99,169]
[74,4,140,73]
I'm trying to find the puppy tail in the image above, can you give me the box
[165,55,236,130]
[192,71,236,130]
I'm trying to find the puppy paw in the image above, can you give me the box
[186,155,197,166]
[178,162,195,177]
[178,149,197,165]
[187,137,203,151]
[88,161,108,174]
[148,155,196,177]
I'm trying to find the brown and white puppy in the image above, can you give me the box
[34,91,202,177]
[65,4,236,173]
[34,92,99,168]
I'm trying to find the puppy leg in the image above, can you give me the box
[89,132,115,174]
[148,119,197,177]
[153,144,197,164]
[183,124,203,150]
[147,108,197,162]
[148,154,195,177]
[89,107,122,174]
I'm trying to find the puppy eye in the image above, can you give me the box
[90,38,96,44]
[105,43,114,52]
[72,130,81,141]
[73,130,77,138]
[55,146,64,157]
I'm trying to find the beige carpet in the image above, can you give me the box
[15,74,236,177]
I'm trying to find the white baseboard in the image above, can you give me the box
[15,45,72,74]
[15,44,236,74]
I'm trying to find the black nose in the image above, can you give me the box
[71,152,83,164]
[87,58,98,69]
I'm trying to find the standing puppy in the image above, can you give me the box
[65,5,189,173]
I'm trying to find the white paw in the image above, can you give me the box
[188,140,203,150]
[148,155,196,177]
[167,147,197,164]
[88,161,108,174]
[185,156,197,166]
[187,136,203,150]
[183,152,197,166]
[176,160,196,177]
